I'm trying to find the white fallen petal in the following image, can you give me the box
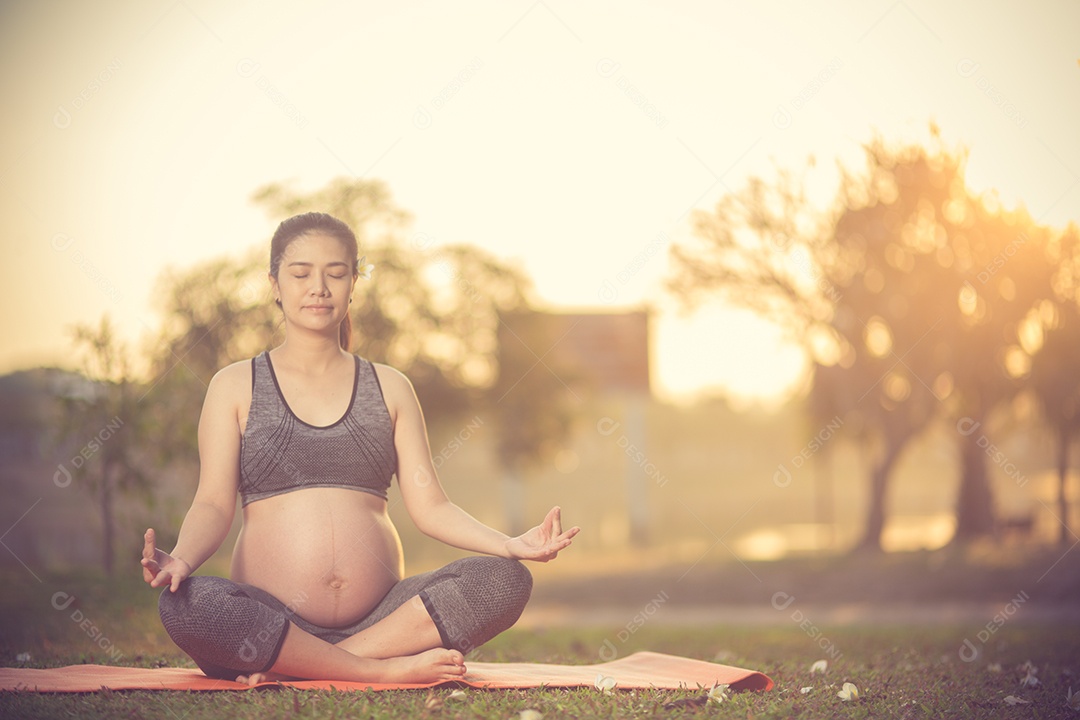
[16,652,31,662]
[446,689,467,700]
[837,682,859,701]
[1003,695,1031,705]
[1066,686,1080,711]
[519,710,543,720]
[1020,671,1041,688]
[800,686,813,694]
[707,683,729,704]
[810,659,828,674]
[987,663,1002,673]
[594,674,617,694]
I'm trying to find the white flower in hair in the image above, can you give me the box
[358,255,375,280]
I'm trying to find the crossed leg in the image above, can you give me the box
[238,595,450,685]
[160,559,531,685]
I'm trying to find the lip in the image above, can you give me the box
[304,305,334,310]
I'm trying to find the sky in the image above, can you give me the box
[1,0,1077,406]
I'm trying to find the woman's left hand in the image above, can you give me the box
[504,506,580,562]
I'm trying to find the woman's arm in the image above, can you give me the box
[142,363,245,591]
[378,365,579,561]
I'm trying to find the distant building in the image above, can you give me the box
[497,308,650,396]
[496,307,653,545]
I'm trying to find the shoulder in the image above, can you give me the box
[204,358,255,407]
[370,362,415,398]
[370,362,421,419]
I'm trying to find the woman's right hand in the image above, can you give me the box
[141,528,192,593]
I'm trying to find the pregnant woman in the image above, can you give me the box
[141,211,579,685]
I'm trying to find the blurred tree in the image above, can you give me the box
[669,130,1067,550]
[493,311,582,534]
[54,316,152,575]
[1029,225,1080,545]
[943,203,1055,542]
[145,177,576,530]
[144,179,527,459]
[669,138,951,550]
[141,248,280,468]
[251,177,534,417]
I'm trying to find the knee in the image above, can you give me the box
[466,556,533,611]
[156,576,285,678]
[157,576,212,619]
[496,558,533,605]
[157,576,237,644]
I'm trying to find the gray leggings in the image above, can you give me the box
[158,556,532,679]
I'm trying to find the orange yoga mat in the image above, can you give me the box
[0,651,773,693]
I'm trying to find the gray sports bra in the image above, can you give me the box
[238,351,397,506]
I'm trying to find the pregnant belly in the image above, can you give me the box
[231,488,405,628]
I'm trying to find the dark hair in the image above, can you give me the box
[270,212,359,351]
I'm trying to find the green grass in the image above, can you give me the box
[2,569,1079,718]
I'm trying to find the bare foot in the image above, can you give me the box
[375,648,467,684]
[235,670,294,686]
[237,649,465,686]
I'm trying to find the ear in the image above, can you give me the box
[268,272,280,301]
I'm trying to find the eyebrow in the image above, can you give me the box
[285,261,350,268]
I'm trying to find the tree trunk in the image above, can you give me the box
[101,462,114,576]
[503,464,526,538]
[953,425,996,542]
[856,444,902,551]
[624,395,649,547]
[1058,427,1071,547]
[815,448,835,553]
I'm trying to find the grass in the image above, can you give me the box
[2,567,1079,718]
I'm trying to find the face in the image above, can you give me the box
[269,232,356,333]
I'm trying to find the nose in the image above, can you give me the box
[310,276,329,296]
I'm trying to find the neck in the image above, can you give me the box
[274,332,349,373]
